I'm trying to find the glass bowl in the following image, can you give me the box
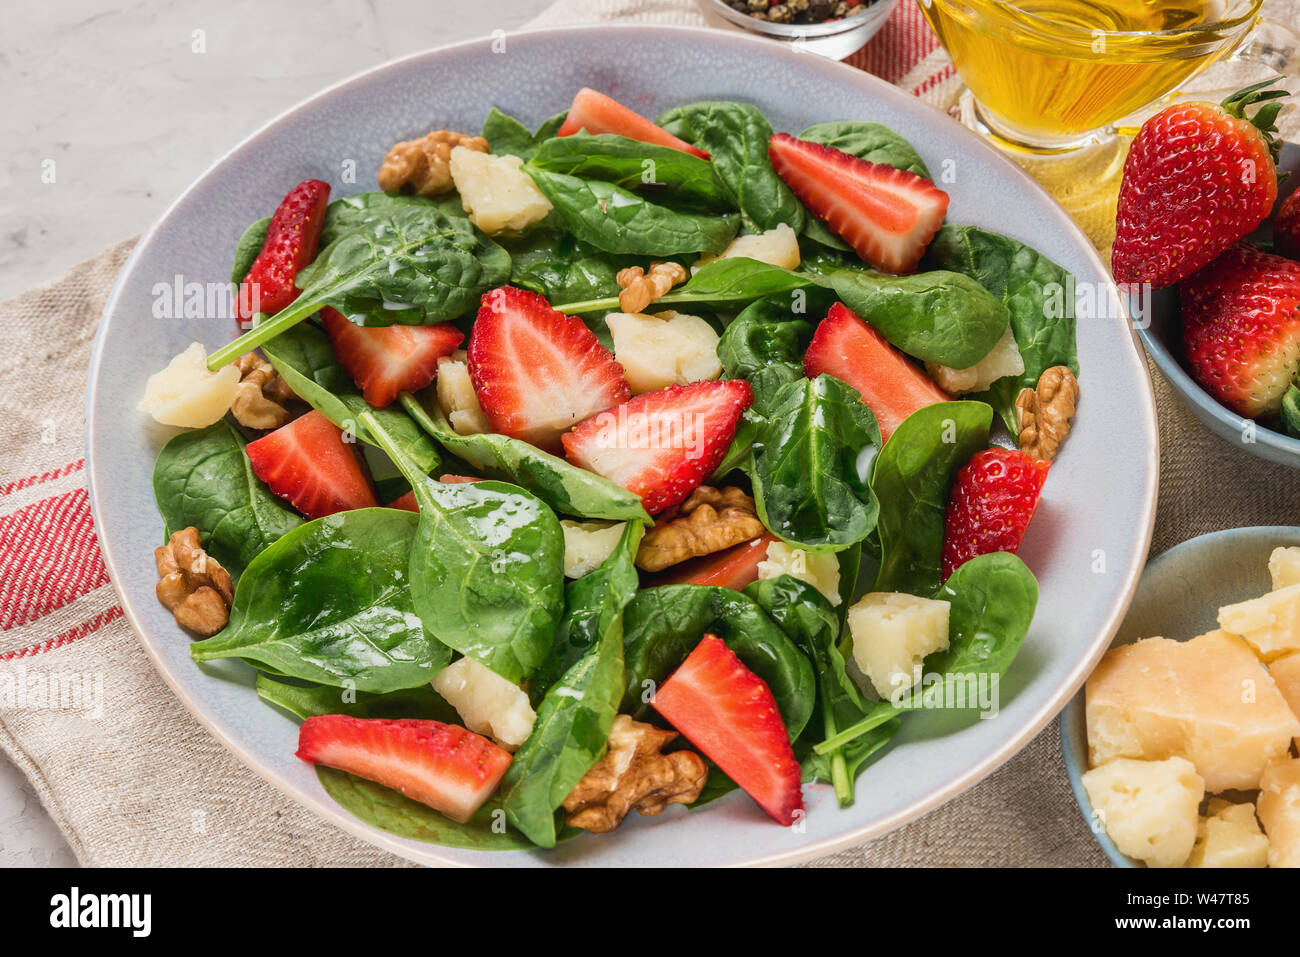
[697,0,898,60]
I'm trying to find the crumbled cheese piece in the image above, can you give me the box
[560,520,626,579]
[432,657,535,750]
[138,342,241,428]
[605,310,721,394]
[1082,757,1204,869]
[449,147,552,234]
[436,351,491,435]
[756,541,841,606]
[847,592,950,699]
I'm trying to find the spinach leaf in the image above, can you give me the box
[360,411,566,684]
[657,100,805,233]
[482,107,567,160]
[922,224,1078,430]
[531,522,644,698]
[320,191,464,247]
[503,227,628,307]
[750,375,881,552]
[828,268,1010,368]
[621,585,816,740]
[870,401,992,596]
[152,420,302,579]
[711,411,762,481]
[316,767,538,850]
[231,216,270,284]
[814,552,1037,754]
[400,395,650,522]
[1282,384,1300,438]
[799,121,932,178]
[530,132,732,211]
[256,674,460,723]
[499,524,641,847]
[190,508,450,691]
[745,575,898,804]
[208,205,510,366]
[525,167,738,257]
[259,320,441,475]
[716,297,814,416]
[554,257,829,315]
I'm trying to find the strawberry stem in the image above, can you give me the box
[1220,75,1289,166]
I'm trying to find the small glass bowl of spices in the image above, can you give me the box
[698,0,897,60]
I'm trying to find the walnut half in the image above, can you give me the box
[231,353,295,430]
[155,527,233,637]
[377,129,488,198]
[561,715,708,833]
[1015,365,1079,461]
[616,261,688,315]
[636,485,766,572]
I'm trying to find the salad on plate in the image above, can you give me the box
[137,86,1080,851]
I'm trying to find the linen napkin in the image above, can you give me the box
[2,0,1298,868]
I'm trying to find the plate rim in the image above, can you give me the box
[85,21,1160,867]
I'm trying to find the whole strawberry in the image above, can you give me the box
[1274,191,1300,261]
[1180,243,1300,419]
[941,448,1050,581]
[1112,78,1287,290]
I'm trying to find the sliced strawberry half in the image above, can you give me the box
[558,88,709,160]
[941,447,1050,580]
[321,307,463,408]
[245,409,378,519]
[651,635,803,826]
[804,303,949,441]
[468,286,631,452]
[237,178,330,325]
[769,133,948,274]
[562,380,753,515]
[646,534,777,592]
[297,715,511,823]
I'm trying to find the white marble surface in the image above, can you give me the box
[0,0,553,867]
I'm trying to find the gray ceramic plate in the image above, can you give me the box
[1136,144,1300,468]
[86,24,1158,866]
[1060,525,1300,867]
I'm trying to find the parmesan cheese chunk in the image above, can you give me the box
[757,541,841,607]
[138,342,241,428]
[1085,631,1300,792]
[1257,757,1300,868]
[1083,757,1204,868]
[1187,801,1269,869]
[605,310,721,394]
[560,520,626,579]
[693,223,801,271]
[435,351,491,436]
[449,147,552,234]
[432,657,535,750]
[1217,583,1300,662]
[1269,546,1300,590]
[848,592,950,700]
[925,326,1025,396]
[1268,653,1300,738]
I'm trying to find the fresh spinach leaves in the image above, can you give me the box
[922,224,1078,430]
[499,524,641,847]
[716,297,814,416]
[153,419,302,579]
[320,191,465,247]
[525,167,739,257]
[870,401,992,596]
[256,674,460,723]
[482,106,567,160]
[657,100,805,233]
[360,410,566,685]
[750,375,881,552]
[190,508,450,691]
[400,395,650,522]
[799,121,932,178]
[503,227,628,308]
[230,216,270,284]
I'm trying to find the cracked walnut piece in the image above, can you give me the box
[1016,365,1079,461]
[155,527,233,637]
[377,129,488,198]
[636,485,766,572]
[231,353,295,430]
[562,715,708,833]
[616,261,689,315]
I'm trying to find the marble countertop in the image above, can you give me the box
[0,0,553,867]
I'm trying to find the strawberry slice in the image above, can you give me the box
[296,715,511,823]
[468,286,631,452]
[245,409,378,519]
[558,88,709,160]
[941,447,1050,580]
[562,380,753,515]
[804,303,949,441]
[237,179,330,326]
[769,133,948,274]
[646,534,777,591]
[387,476,481,511]
[320,307,463,408]
[651,635,803,826]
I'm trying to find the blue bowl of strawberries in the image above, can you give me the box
[1116,80,1300,467]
